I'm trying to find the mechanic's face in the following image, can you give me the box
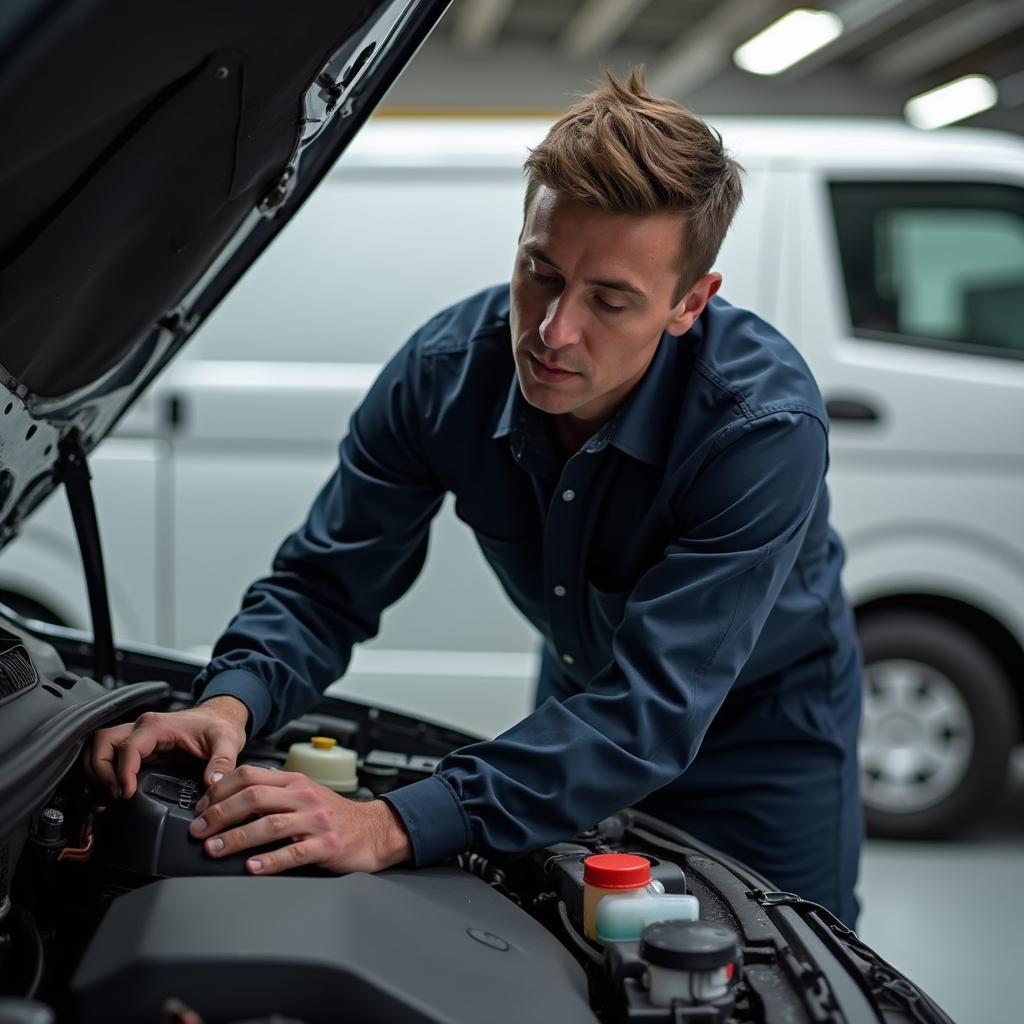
[510,186,721,446]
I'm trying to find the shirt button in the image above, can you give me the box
[561,653,575,666]
[561,488,576,502]
[553,584,567,597]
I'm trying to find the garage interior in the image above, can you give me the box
[1,2,1021,1022]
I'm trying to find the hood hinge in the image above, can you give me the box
[54,430,117,687]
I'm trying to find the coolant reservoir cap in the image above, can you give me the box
[639,921,739,972]
[583,853,651,889]
[311,736,336,750]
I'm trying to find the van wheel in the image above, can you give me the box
[857,611,1016,839]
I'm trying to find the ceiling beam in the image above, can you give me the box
[451,0,516,51]
[648,0,786,100]
[867,0,1024,82]
[559,0,654,57]
[783,0,935,80]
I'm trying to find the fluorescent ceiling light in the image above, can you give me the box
[733,9,843,75]
[904,74,999,130]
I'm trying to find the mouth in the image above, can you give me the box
[526,352,579,385]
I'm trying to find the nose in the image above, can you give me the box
[539,294,582,351]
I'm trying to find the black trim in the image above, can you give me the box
[846,326,1024,363]
[0,681,169,839]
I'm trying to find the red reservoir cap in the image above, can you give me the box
[583,853,651,890]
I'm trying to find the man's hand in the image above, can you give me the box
[188,765,412,875]
[87,696,250,798]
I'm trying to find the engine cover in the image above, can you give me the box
[73,869,598,1024]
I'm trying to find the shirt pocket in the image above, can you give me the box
[473,530,545,627]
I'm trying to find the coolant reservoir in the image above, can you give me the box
[596,892,700,943]
[284,736,358,793]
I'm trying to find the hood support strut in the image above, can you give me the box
[55,432,116,687]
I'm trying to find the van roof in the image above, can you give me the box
[340,116,1024,176]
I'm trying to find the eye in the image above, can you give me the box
[595,295,627,314]
[527,267,559,286]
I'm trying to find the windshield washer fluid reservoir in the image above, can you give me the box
[284,736,358,793]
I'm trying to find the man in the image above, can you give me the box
[90,70,863,926]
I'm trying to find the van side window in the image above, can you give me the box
[829,182,1024,359]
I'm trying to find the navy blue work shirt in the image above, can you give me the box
[194,284,855,867]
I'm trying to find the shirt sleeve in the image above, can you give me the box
[385,409,830,866]
[192,334,445,735]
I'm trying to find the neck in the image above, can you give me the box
[555,412,602,454]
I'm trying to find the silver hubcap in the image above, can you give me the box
[859,659,973,814]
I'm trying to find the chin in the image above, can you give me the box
[518,380,582,416]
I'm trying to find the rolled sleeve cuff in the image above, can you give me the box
[194,669,274,738]
[383,774,472,867]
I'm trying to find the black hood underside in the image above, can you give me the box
[0,0,423,398]
[0,0,449,547]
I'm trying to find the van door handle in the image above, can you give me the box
[825,397,881,424]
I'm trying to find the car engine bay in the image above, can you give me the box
[0,618,953,1024]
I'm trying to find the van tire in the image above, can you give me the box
[857,610,1015,839]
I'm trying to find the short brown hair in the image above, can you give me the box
[523,68,743,298]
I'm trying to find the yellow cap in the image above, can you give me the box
[311,736,337,750]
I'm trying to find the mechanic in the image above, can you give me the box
[90,70,863,927]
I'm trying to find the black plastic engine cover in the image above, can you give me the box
[73,869,599,1024]
[94,757,302,878]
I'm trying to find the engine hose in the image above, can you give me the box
[17,908,45,999]
[556,900,602,966]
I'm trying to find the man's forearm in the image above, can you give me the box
[198,694,252,734]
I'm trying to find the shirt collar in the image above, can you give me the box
[493,378,517,440]
[493,331,686,467]
[606,331,685,466]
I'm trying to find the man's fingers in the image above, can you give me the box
[201,810,306,859]
[196,765,291,814]
[190,780,296,838]
[116,715,168,799]
[203,736,241,789]
[88,725,132,796]
[246,838,320,876]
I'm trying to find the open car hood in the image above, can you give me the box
[0,0,449,549]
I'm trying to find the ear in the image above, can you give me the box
[666,272,722,336]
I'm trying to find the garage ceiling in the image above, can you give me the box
[384,0,1024,134]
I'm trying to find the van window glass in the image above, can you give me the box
[829,182,1024,359]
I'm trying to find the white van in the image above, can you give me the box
[4,117,1023,838]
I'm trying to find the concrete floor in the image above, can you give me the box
[856,752,1024,1024]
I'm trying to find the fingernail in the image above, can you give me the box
[191,817,207,836]
[195,797,208,815]
[248,859,263,873]
[206,837,224,854]
[211,772,224,784]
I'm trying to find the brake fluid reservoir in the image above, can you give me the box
[284,736,358,793]
[582,854,663,940]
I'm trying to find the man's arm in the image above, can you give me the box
[192,333,446,734]
[385,409,831,866]
[91,322,447,803]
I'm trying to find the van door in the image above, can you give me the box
[774,164,1024,836]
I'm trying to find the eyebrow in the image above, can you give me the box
[523,244,648,300]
